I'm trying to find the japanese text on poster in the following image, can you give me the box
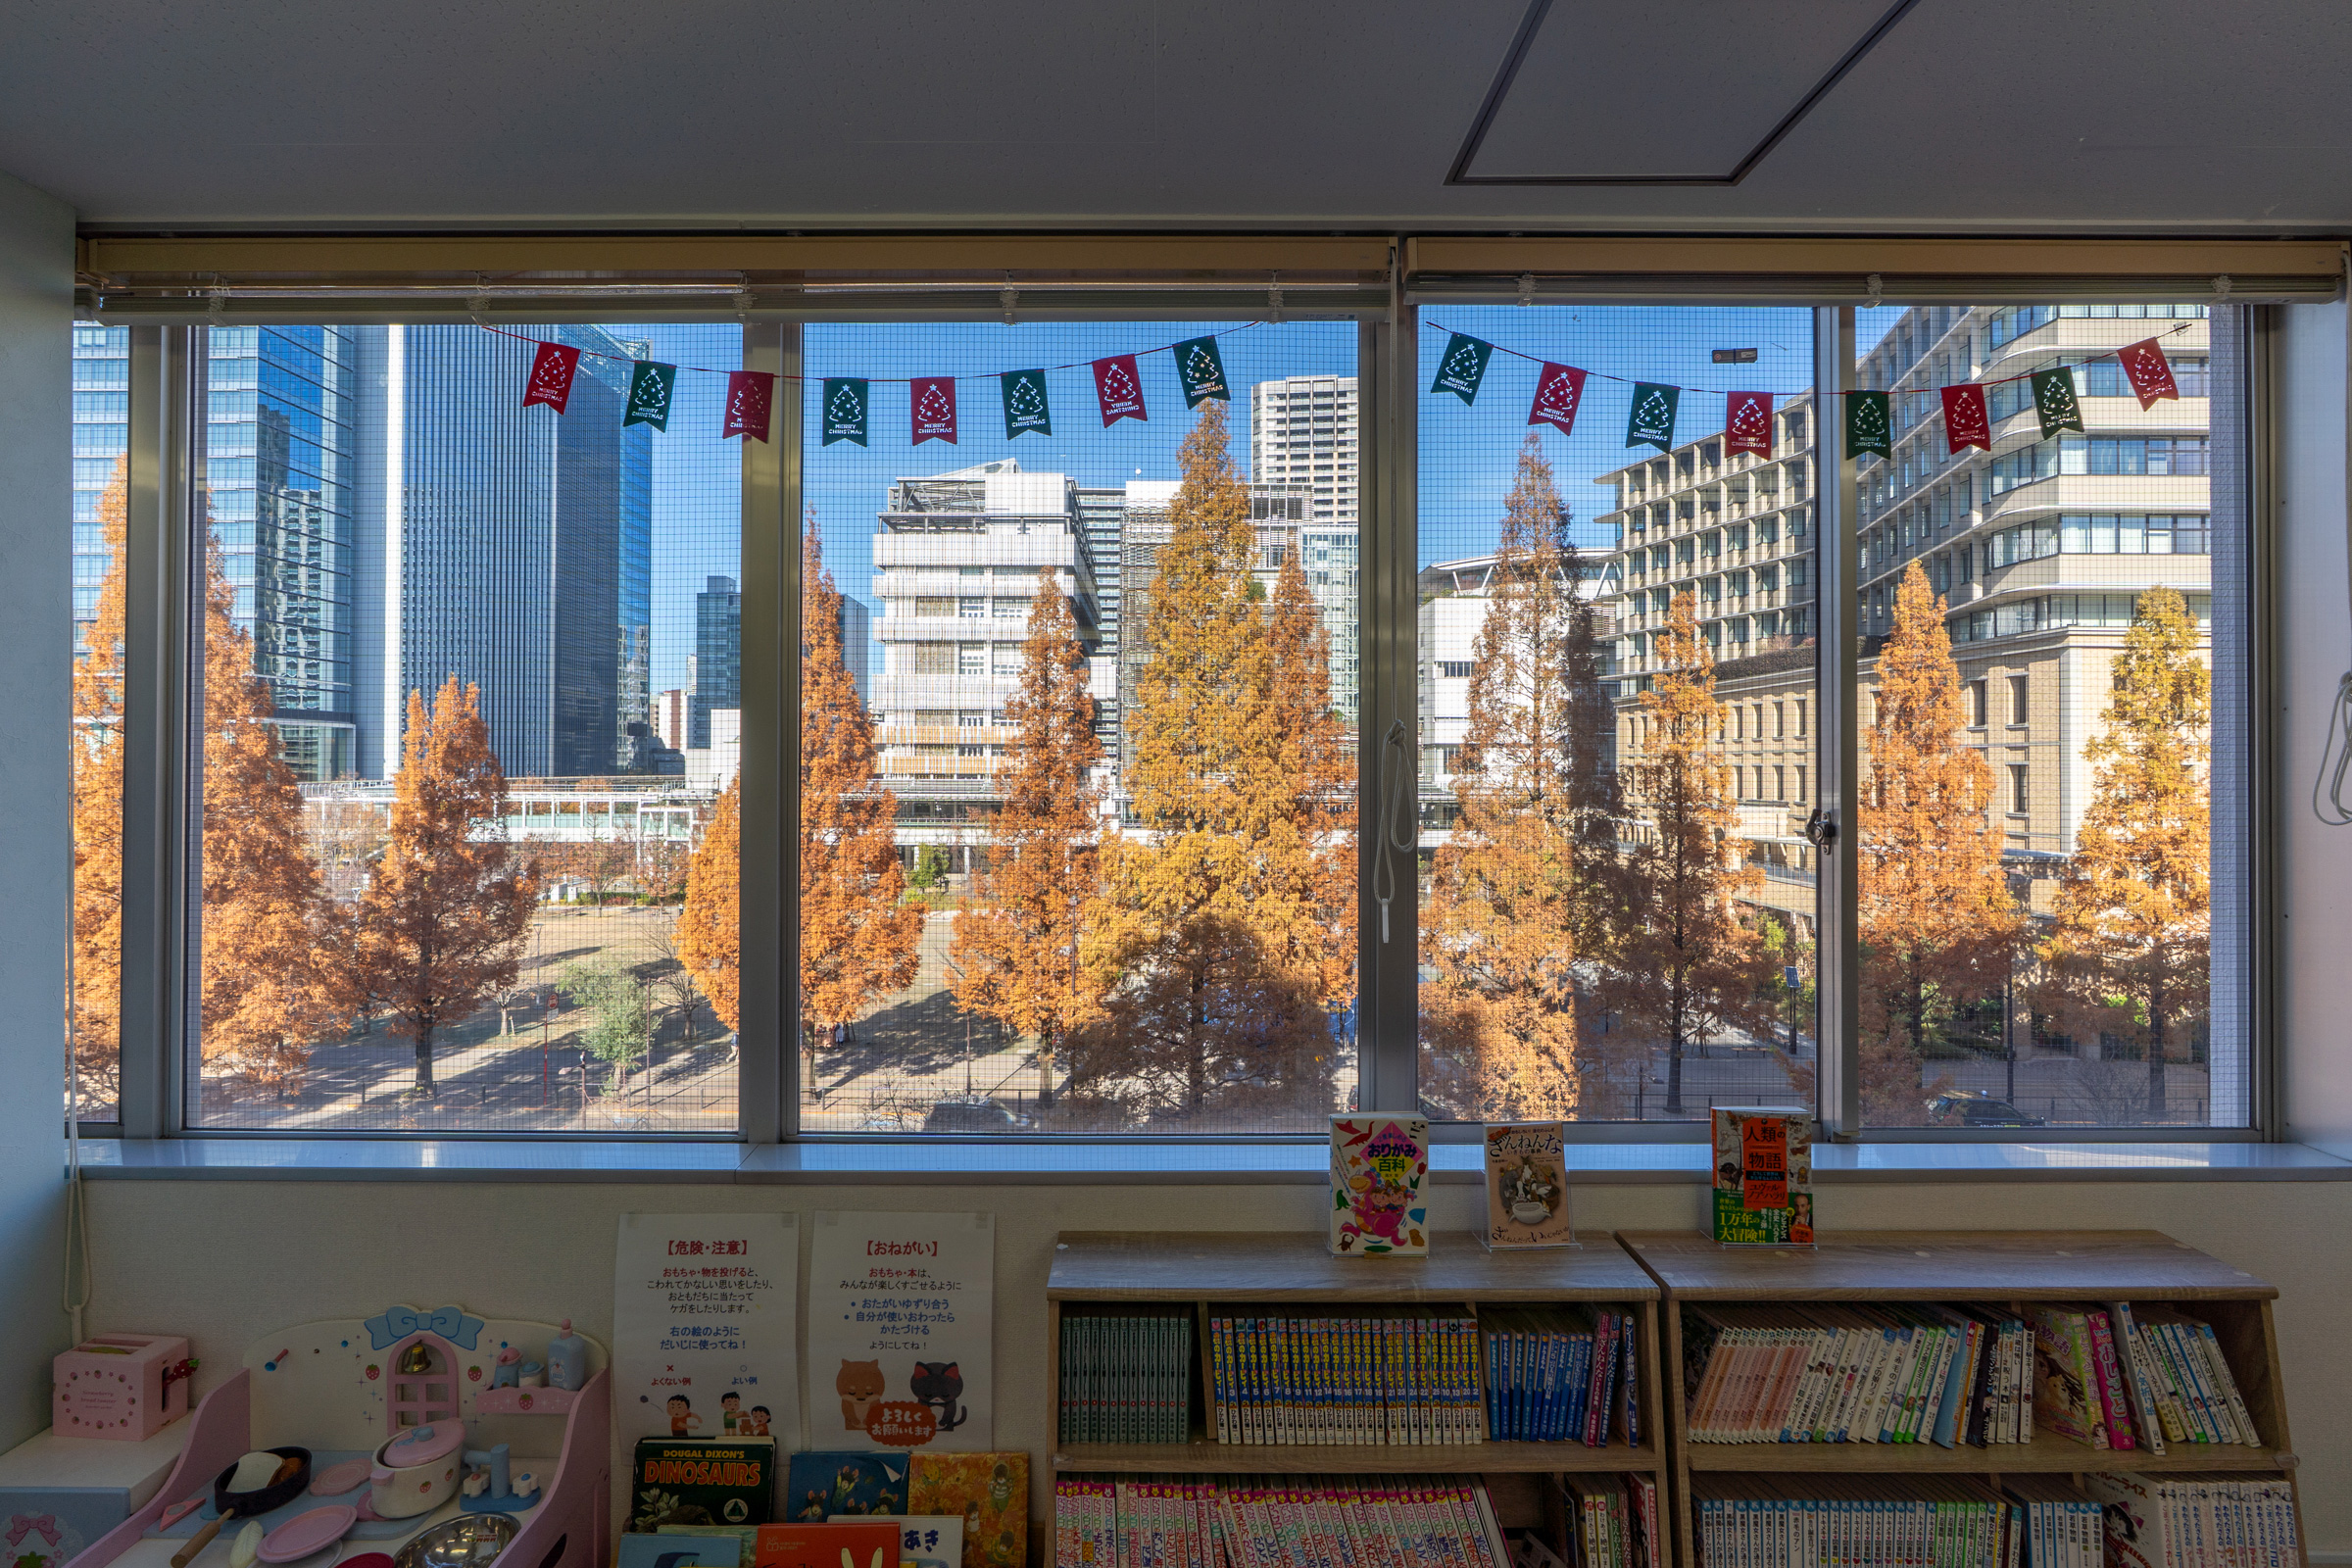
[807,1211,994,1451]
[614,1211,800,1449]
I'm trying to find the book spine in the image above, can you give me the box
[2195,1321,2262,1446]
[2083,1309,2136,1449]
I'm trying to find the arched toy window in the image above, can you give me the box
[385,1332,460,1433]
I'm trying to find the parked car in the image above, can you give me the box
[921,1096,1028,1134]
[1926,1091,2046,1127]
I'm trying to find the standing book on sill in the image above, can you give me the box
[1481,1121,1577,1250]
[1708,1106,1813,1247]
[1330,1114,1429,1256]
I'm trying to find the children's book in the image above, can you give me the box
[831,1517,963,1568]
[620,1535,734,1568]
[653,1528,757,1568]
[1708,1106,1814,1247]
[782,1451,909,1523]
[630,1439,778,1530]
[750,1522,902,1568]
[1481,1120,1576,1250]
[907,1451,1027,1568]
[1330,1114,1429,1256]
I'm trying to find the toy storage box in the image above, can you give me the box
[54,1338,192,1441]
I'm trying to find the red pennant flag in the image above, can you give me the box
[2116,338,2180,410]
[522,340,582,414]
[1725,390,1774,457]
[722,370,776,442]
[911,376,958,444]
[1527,363,1588,436]
[1940,383,1992,454]
[1091,354,1147,425]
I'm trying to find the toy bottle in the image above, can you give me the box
[545,1319,588,1393]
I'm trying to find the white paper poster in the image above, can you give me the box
[613,1210,800,1450]
[806,1210,993,1451]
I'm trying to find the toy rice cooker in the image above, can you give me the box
[370,1423,465,1520]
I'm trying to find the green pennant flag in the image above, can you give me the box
[622,361,676,431]
[1002,368,1052,438]
[1845,390,1891,459]
[821,377,869,447]
[1626,382,1679,452]
[1429,333,1495,405]
[2031,367,2083,439]
[1175,335,1230,408]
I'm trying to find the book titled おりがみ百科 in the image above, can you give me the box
[1330,1115,1427,1255]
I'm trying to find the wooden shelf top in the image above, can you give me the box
[1617,1230,2276,1301]
[1048,1231,1658,1301]
[1051,1440,1666,1474]
[1685,1431,2294,1474]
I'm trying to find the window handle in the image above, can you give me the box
[1802,806,1838,852]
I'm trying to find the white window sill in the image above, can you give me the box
[65,1137,2352,1185]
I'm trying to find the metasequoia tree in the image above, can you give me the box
[69,460,130,1104]
[677,776,741,1034]
[948,569,1102,1107]
[1855,561,2020,1123]
[1422,435,1622,1119]
[799,534,920,1069]
[1605,591,1763,1116]
[348,676,539,1095]
[2041,585,2211,1120]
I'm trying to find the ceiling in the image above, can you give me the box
[6,0,2351,233]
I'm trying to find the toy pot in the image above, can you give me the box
[369,1423,466,1520]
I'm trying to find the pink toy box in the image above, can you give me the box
[53,1338,193,1441]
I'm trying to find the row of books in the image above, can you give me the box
[1206,1309,1483,1446]
[2028,1302,2262,1452]
[1481,1306,1642,1446]
[1547,1475,1664,1568]
[1681,1303,2034,1447]
[1059,1306,1197,1446]
[2082,1471,2301,1568]
[1053,1473,1509,1568]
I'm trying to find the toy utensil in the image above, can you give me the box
[228,1521,265,1568]
[173,1446,313,1568]
[160,1495,205,1530]
[309,1460,371,1497]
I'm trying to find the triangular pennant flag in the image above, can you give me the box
[522,340,582,414]
[2031,367,2083,440]
[1092,354,1148,425]
[1725,390,1775,457]
[1940,383,1991,454]
[622,361,676,431]
[1527,363,1587,436]
[722,369,776,442]
[1002,368,1052,438]
[821,377,869,447]
[1175,335,1229,408]
[1626,382,1679,452]
[911,376,958,444]
[2116,337,2180,411]
[1845,391,1891,459]
[1429,333,1494,405]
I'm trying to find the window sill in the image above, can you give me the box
[66,1138,2352,1185]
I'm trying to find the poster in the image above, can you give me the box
[807,1211,994,1451]
[614,1211,801,1450]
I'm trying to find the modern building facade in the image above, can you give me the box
[691,574,741,750]
[1249,373,1359,524]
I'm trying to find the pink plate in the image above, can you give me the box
[310,1460,372,1497]
[256,1505,357,1563]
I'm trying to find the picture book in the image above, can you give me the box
[653,1528,758,1568]
[782,1451,909,1522]
[750,1522,903,1568]
[831,1517,963,1568]
[630,1438,778,1530]
[907,1451,1027,1568]
[620,1535,736,1568]
[1329,1114,1429,1256]
[1481,1120,1576,1250]
[1707,1105,1813,1247]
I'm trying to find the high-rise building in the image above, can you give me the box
[71,322,129,660]
[1249,374,1359,523]
[691,574,742,751]
[1075,483,1126,747]
[655,687,690,753]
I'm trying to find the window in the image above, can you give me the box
[1970,680,1988,728]
[1794,766,1807,802]
[1774,703,1786,739]
[2009,675,2030,725]
[1774,766,1787,801]
[2009,764,2030,814]
[67,321,127,1122]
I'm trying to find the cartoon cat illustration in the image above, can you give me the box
[837,1358,885,1430]
[908,1360,968,1432]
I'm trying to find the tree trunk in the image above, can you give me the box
[1665,1025,1685,1116]
[415,1026,436,1095]
[1038,1029,1056,1108]
[2146,1015,2168,1120]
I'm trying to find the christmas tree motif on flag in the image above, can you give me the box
[821,377,869,447]
[1625,382,1680,452]
[1940,383,1992,454]
[1002,368,1052,438]
[1091,354,1148,425]
[1845,391,1891,459]
[1429,332,1494,405]
[2116,337,2180,410]
[1527,362,1588,435]
[2031,366,2083,440]
[910,375,958,444]
[1725,391,1775,457]
[623,360,676,431]
[521,340,582,415]
[721,369,776,442]
[1175,335,1230,408]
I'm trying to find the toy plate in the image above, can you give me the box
[257,1505,357,1562]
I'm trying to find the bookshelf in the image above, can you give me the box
[1617,1229,2306,1568]
[1047,1230,1669,1544]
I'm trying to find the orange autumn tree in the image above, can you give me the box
[1254,544,1357,1024]
[2041,585,2211,1120]
[1856,561,2020,1124]
[799,534,920,1072]
[948,569,1102,1106]
[1605,591,1763,1116]
[68,459,130,1103]
[677,775,741,1033]
[348,676,539,1095]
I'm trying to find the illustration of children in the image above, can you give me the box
[665,1394,701,1437]
[744,1405,771,1437]
[719,1392,742,1433]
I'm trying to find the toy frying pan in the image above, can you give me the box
[172,1447,312,1568]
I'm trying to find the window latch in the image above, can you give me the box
[1802,806,1838,852]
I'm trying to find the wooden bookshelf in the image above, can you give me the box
[1618,1230,2306,1568]
[1048,1231,1670,1545]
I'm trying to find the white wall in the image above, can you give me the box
[0,166,75,1447]
[79,1176,2352,1550]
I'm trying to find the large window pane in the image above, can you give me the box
[801,321,1358,1133]
[185,323,740,1132]
[69,320,125,1123]
[1418,308,1820,1121]
[1852,303,2241,1128]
